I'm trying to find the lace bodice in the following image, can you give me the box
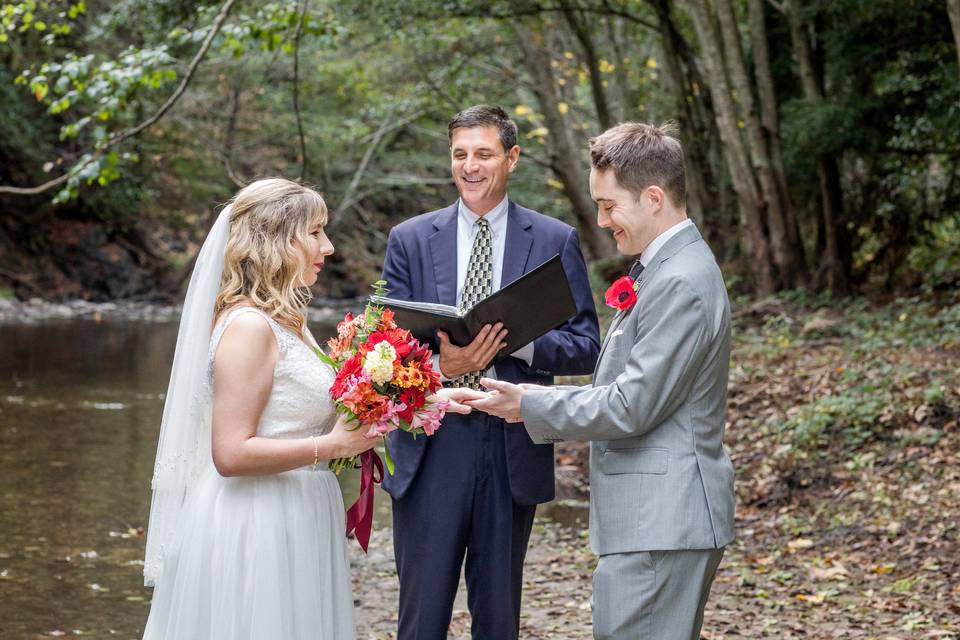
[208,307,338,439]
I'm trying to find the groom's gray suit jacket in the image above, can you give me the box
[521,223,735,556]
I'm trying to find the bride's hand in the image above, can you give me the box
[322,417,378,459]
[429,387,491,415]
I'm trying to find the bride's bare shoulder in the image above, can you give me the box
[216,308,277,361]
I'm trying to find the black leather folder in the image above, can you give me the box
[370,254,577,359]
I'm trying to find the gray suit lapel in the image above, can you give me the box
[593,223,704,376]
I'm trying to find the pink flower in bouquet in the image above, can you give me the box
[410,402,448,436]
[368,399,407,437]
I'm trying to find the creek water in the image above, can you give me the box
[0,318,378,639]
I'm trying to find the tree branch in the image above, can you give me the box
[559,0,613,129]
[292,0,310,179]
[221,84,247,188]
[0,0,240,196]
[331,108,397,220]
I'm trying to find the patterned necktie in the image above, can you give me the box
[629,259,644,281]
[453,218,493,390]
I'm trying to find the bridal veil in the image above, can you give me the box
[143,205,232,587]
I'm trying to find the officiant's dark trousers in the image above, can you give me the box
[391,411,537,640]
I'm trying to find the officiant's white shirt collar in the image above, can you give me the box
[458,194,510,239]
[639,218,694,268]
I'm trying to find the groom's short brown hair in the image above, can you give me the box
[589,122,686,207]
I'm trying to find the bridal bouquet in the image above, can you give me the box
[317,281,448,550]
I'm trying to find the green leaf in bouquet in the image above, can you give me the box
[383,439,396,476]
[314,347,338,369]
[371,279,389,297]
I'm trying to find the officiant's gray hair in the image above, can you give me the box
[448,105,518,152]
[589,122,686,208]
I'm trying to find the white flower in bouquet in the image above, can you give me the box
[363,340,398,384]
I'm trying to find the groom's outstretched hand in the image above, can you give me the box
[465,378,525,423]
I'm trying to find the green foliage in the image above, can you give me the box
[0,0,958,300]
[908,214,960,293]
[0,1,86,46]
[777,0,960,291]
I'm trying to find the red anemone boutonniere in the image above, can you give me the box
[604,276,638,311]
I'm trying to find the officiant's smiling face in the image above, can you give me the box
[450,125,520,215]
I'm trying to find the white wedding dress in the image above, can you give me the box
[142,306,355,639]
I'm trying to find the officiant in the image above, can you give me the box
[380,104,600,640]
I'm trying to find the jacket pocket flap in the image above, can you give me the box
[600,447,668,475]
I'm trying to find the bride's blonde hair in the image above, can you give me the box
[214,178,328,336]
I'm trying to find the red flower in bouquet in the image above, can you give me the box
[316,280,449,551]
[604,275,638,311]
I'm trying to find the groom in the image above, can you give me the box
[380,105,600,639]
[471,122,735,640]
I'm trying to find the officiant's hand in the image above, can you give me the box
[436,323,508,378]
[465,377,524,423]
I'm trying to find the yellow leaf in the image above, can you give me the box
[526,127,549,139]
[809,563,849,580]
[645,57,658,69]
[557,102,569,114]
[796,591,827,604]
[737,120,746,129]
[599,59,615,74]
[564,51,575,60]
[547,178,564,190]
[514,104,532,117]
[872,563,896,574]
[787,538,814,552]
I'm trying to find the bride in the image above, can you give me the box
[142,178,479,639]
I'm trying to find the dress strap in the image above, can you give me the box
[209,306,296,362]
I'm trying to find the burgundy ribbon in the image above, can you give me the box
[344,449,384,552]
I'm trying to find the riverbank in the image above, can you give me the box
[0,296,365,324]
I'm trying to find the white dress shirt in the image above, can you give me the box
[639,218,694,268]
[433,195,535,381]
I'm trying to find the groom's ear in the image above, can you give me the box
[645,185,666,212]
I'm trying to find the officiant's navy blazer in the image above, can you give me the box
[380,200,600,505]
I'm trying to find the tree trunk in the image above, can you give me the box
[652,1,710,234]
[747,0,807,285]
[682,0,777,294]
[947,0,960,76]
[559,0,614,130]
[514,22,616,260]
[786,0,849,293]
[604,12,633,121]
[714,0,804,288]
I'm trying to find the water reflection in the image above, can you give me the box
[0,319,362,639]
